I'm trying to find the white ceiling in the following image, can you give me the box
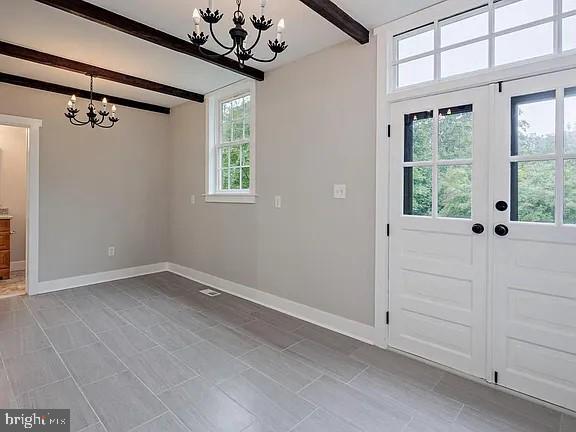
[0,0,445,109]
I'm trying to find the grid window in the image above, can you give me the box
[393,0,576,89]
[510,89,576,224]
[403,105,474,219]
[218,95,251,192]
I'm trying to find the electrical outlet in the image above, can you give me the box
[274,195,282,208]
[333,184,347,199]
[108,246,116,257]
[190,194,196,205]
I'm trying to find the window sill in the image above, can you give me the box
[204,194,257,204]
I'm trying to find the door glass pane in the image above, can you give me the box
[404,167,432,216]
[511,160,556,223]
[495,23,554,66]
[404,111,433,162]
[441,40,489,78]
[512,92,556,156]
[398,56,434,87]
[565,90,576,154]
[565,160,576,224]
[441,11,489,47]
[495,0,553,32]
[438,165,472,219]
[439,105,473,160]
[398,29,434,60]
[564,0,576,12]
[563,15,576,52]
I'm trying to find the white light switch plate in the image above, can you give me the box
[190,194,196,205]
[333,184,347,199]
[108,246,115,257]
[274,195,282,208]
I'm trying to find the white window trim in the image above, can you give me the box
[376,0,576,100]
[205,80,257,204]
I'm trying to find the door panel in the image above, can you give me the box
[389,87,490,377]
[493,69,576,411]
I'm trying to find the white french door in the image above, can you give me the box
[389,87,490,378]
[492,70,576,412]
[389,70,576,412]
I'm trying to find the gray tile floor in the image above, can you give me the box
[0,272,574,432]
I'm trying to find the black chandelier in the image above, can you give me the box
[65,75,119,129]
[188,0,287,67]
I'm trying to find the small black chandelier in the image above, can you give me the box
[188,0,287,67]
[65,75,119,129]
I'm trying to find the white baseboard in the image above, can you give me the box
[10,261,26,272]
[167,262,376,345]
[30,260,376,345]
[31,262,169,295]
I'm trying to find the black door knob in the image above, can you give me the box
[495,224,509,237]
[472,223,485,234]
[495,201,508,211]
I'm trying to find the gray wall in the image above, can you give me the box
[0,84,170,281]
[169,39,377,325]
[0,125,27,262]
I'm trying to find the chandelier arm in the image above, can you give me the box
[95,122,116,129]
[69,117,91,126]
[248,52,279,63]
[199,44,236,58]
[246,28,263,52]
[209,22,234,50]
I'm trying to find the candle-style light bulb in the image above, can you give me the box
[102,97,108,108]
[67,100,73,108]
[276,18,285,42]
[71,94,76,106]
[193,8,201,33]
[260,0,267,16]
[112,105,117,113]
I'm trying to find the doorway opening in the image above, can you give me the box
[0,125,27,298]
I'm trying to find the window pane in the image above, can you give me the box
[438,165,472,219]
[222,102,232,123]
[441,11,488,47]
[241,167,250,190]
[441,40,489,78]
[495,22,554,66]
[439,105,473,160]
[222,122,232,142]
[404,167,432,216]
[230,168,241,189]
[495,0,553,32]
[511,160,556,223]
[232,122,244,141]
[221,169,229,190]
[563,15,576,52]
[220,147,230,168]
[405,111,433,162]
[398,29,434,60]
[565,160,576,224]
[231,98,244,120]
[513,93,556,156]
[241,143,250,165]
[565,91,576,154]
[398,55,434,87]
[564,0,576,12]
[230,145,240,167]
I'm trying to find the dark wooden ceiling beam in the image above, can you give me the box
[0,72,170,114]
[299,0,369,44]
[0,41,203,103]
[33,0,265,81]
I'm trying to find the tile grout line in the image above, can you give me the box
[346,364,370,385]
[57,297,197,432]
[288,407,319,432]
[21,297,111,432]
[0,342,19,409]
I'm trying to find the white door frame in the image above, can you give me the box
[0,114,42,295]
